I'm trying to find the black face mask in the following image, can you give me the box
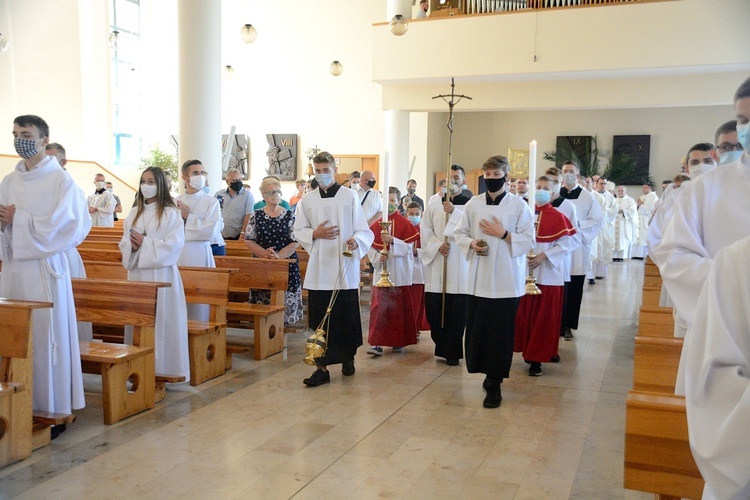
[484,176,506,193]
[230,180,243,192]
[366,179,376,189]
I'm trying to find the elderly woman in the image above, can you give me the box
[244,176,303,324]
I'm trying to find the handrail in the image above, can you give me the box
[0,154,137,193]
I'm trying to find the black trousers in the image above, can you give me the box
[307,289,362,366]
[425,292,467,360]
[564,275,585,330]
[464,296,520,379]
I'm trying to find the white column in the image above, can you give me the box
[386,0,413,19]
[177,0,222,194]
[384,110,410,199]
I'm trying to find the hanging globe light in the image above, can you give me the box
[107,30,119,50]
[240,24,257,44]
[0,33,9,52]
[330,60,343,76]
[389,15,408,36]
[224,65,235,80]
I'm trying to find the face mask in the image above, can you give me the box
[484,176,506,192]
[315,172,335,187]
[107,188,113,193]
[140,183,158,199]
[202,186,210,194]
[719,150,743,165]
[387,204,398,215]
[688,162,716,178]
[366,179,376,189]
[189,175,206,190]
[550,182,561,195]
[14,137,41,159]
[96,181,106,190]
[229,180,243,192]
[407,188,416,196]
[535,190,551,205]
[407,215,421,226]
[449,181,462,195]
[737,123,750,152]
[563,173,577,186]
[440,187,447,196]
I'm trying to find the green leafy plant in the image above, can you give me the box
[543,136,600,177]
[139,144,178,179]
[602,151,655,187]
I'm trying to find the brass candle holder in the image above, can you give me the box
[375,220,395,287]
[525,218,542,295]
[476,239,488,256]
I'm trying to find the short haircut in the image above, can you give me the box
[14,115,49,138]
[95,173,105,179]
[313,151,335,165]
[714,120,737,143]
[545,166,561,177]
[537,175,551,183]
[437,178,447,187]
[46,142,66,157]
[562,160,579,172]
[734,76,750,102]
[106,181,113,186]
[686,142,715,161]
[225,167,242,178]
[482,155,510,174]
[349,170,360,178]
[259,176,281,193]
[388,186,402,200]
[181,159,202,175]
[295,178,306,187]
[662,179,672,185]
[673,173,690,183]
[450,164,466,175]
[406,202,422,211]
[407,178,417,185]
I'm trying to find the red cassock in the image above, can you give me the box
[514,203,577,363]
[410,222,431,331]
[368,213,420,347]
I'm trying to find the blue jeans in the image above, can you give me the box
[211,244,226,256]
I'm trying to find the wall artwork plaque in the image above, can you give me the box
[170,134,250,180]
[508,149,530,179]
[555,136,593,170]
[612,135,651,185]
[266,134,297,181]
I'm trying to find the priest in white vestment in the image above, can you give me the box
[631,184,658,259]
[612,186,638,261]
[683,235,750,500]
[1,115,90,414]
[87,173,116,227]
[588,177,616,279]
[175,160,222,322]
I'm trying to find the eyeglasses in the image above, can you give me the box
[717,143,744,153]
[262,190,282,197]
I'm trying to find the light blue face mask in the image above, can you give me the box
[315,172,335,188]
[202,185,210,194]
[407,215,421,226]
[535,189,551,205]
[737,123,750,153]
[719,150,743,165]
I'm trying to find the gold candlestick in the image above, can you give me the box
[525,218,542,295]
[375,220,395,287]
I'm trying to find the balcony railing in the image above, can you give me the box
[435,0,650,15]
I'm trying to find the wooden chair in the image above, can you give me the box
[0,299,53,467]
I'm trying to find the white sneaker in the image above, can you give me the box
[367,346,383,356]
[392,347,405,353]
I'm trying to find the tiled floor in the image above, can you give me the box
[0,261,651,499]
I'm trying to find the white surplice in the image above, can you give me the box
[561,186,603,276]
[119,204,190,380]
[552,197,580,282]
[66,246,94,341]
[87,190,116,227]
[594,189,617,267]
[421,194,470,294]
[293,186,374,291]
[613,195,638,259]
[0,156,90,413]
[683,236,750,500]
[175,191,221,322]
[631,191,658,258]
[455,193,535,298]
[530,232,575,287]
[368,237,413,287]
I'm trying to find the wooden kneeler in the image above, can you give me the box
[0,299,53,468]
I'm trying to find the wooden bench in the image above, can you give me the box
[641,284,662,308]
[638,306,675,338]
[0,299,53,467]
[72,278,165,424]
[214,256,291,362]
[82,261,233,386]
[632,336,682,394]
[644,259,662,288]
[77,247,122,263]
[624,391,704,499]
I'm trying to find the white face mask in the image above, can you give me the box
[96,181,106,190]
[563,172,577,186]
[140,183,158,199]
[189,175,206,191]
[688,161,716,178]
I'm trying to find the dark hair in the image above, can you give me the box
[537,175,551,183]
[181,159,202,175]
[734,76,750,102]
[545,166,561,177]
[406,202,421,211]
[673,173,691,183]
[562,160,579,172]
[14,115,49,138]
[407,178,417,185]
[132,166,176,228]
[349,170,360,178]
[46,142,66,157]
[686,142,715,161]
[313,151,335,165]
[437,178,447,187]
[662,179,672,185]
[310,178,319,189]
[714,120,737,143]
[450,164,466,175]
[482,155,509,174]
[388,186,402,200]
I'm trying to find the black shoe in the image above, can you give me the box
[550,354,561,363]
[446,359,459,366]
[563,327,574,341]
[632,257,643,260]
[303,369,330,387]
[588,279,595,285]
[342,360,355,376]
[595,276,604,280]
[483,381,502,408]
[528,362,542,377]
[50,424,67,440]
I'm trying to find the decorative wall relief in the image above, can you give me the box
[266,134,297,180]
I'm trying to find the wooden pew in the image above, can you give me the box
[638,306,675,338]
[644,259,662,288]
[214,256,291,362]
[77,247,122,263]
[72,278,164,424]
[632,336,682,394]
[0,299,53,467]
[624,391,704,499]
[82,261,233,386]
[640,285,662,308]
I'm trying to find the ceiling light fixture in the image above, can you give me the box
[389,15,408,36]
[240,24,257,44]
